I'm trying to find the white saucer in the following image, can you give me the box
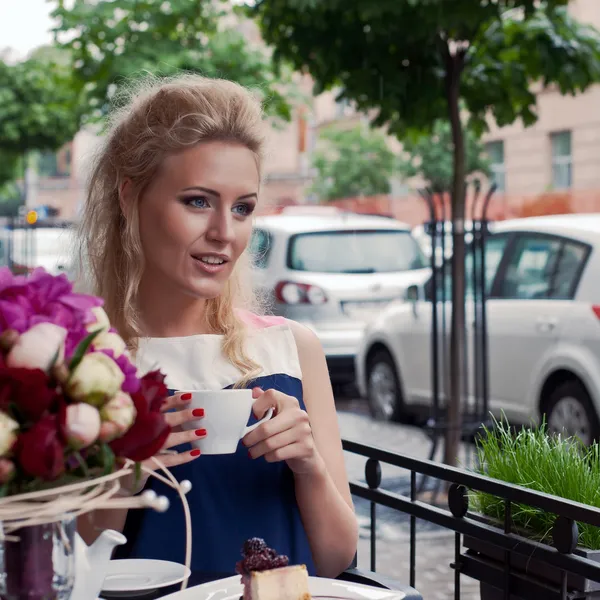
[101,559,191,596]
[161,575,407,600]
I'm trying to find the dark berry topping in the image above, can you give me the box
[238,539,289,574]
[242,538,267,556]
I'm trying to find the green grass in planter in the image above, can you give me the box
[472,420,600,550]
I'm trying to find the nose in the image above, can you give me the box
[206,209,235,244]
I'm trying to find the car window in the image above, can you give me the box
[249,228,272,269]
[496,234,565,300]
[287,230,427,273]
[549,241,588,299]
[427,233,510,301]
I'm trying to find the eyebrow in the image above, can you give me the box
[181,186,258,201]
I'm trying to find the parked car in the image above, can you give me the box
[2,226,75,277]
[356,214,600,444]
[412,220,473,266]
[251,212,431,386]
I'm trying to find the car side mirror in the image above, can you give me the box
[406,284,419,318]
[406,284,419,302]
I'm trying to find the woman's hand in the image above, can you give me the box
[242,387,324,476]
[121,392,205,494]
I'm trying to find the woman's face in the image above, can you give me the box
[137,141,259,300]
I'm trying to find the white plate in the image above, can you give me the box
[101,559,191,596]
[161,574,407,600]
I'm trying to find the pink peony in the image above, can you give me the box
[6,323,67,373]
[63,403,101,449]
[0,267,103,358]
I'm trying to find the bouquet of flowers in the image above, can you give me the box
[0,267,172,495]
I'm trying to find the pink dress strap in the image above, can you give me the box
[236,309,287,329]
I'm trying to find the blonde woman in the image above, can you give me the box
[76,75,358,579]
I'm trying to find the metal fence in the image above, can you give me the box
[343,438,600,600]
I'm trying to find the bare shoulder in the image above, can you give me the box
[285,319,324,357]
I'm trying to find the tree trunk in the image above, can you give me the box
[443,51,467,467]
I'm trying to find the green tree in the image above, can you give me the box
[51,0,293,121]
[399,120,491,193]
[0,56,82,208]
[311,125,397,201]
[251,0,600,465]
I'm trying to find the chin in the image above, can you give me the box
[184,281,226,300]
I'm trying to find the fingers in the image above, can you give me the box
[251,388,297,420]
[262,441,313,464]
[163,427,206,450]
[247,427,299,460]
[243,406,299,448]
[143,448,201,472]
[164,406,204,429]
[161,392,193,413]
[244,405,310,449]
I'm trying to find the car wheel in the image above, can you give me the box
[545,380,600,446]
[366,350,405,422]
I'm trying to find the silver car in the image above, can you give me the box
[250,212,431,386]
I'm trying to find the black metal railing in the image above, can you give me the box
[343,438,600,600]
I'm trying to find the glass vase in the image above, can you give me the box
[0,516,75,600]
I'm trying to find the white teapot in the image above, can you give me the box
[71,529,127,600]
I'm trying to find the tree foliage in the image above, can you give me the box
[0,57,82,159]
[399,120,491,193]
[0,55,82,202]
[251,0,600,466]
[51,0,293,120]
[311,124,397,201]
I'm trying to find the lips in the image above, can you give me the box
[191,254,230,265]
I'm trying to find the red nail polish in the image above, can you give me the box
[195,429,207,437]
[181,393,192,401]
[190,449,201,457]
[192,408,204,417]
[248,450,252,458]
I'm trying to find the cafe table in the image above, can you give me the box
[103,568,423,600]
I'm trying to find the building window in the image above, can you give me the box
[486,140,505,192]
[551,131,572,190]
[37,145,72,178]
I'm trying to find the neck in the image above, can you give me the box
[137,274,211,338]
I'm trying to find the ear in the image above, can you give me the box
[119,178,133,217]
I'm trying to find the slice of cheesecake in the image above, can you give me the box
[237,538,312,600]
[247,564,311,600]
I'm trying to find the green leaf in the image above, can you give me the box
[72,450,90,478]
[100,442,115,476]
[68,329,103,372]
[134,461,142,486]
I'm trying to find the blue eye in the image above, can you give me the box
[233,203,254,217]
[184,196,209,209]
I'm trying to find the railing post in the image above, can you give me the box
[365,458,382,573]
[410,471,416,588]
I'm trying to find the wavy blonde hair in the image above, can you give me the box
[77,74,266,386]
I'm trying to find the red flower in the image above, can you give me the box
[15,414,65,480]
[0,367,57,421]
[109,370,171,462]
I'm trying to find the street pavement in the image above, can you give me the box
[336,398,481,600]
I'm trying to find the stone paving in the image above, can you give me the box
[336,402,481,600]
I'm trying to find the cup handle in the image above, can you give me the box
[242,407,274,436]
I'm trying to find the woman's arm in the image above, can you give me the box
[289,321,358,577]
[244,322,358,577]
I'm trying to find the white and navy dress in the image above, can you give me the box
[116,312,316,577]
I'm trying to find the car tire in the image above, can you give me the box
[544,380,600,446]
[366,349,405,422]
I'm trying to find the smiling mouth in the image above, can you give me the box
[192,255,229,265]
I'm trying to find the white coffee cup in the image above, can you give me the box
[180,389,274,455]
